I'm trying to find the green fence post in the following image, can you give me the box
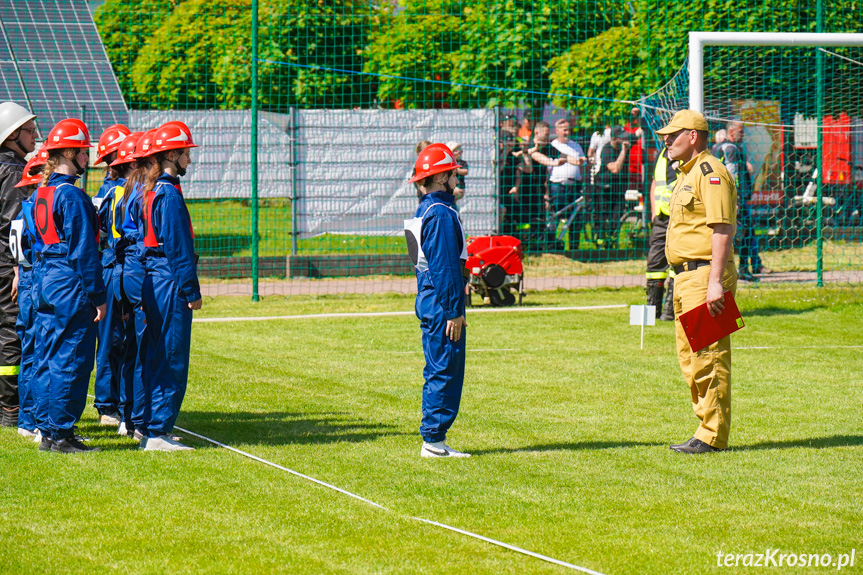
[815,0,824,287]
[251,0,260,301]
[289,107,298,258]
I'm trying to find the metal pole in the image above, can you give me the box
[251,0,260,301]
[815,0,824,287]
[289,107,299,257]
[80,104,88,193]
[494,106,501,234]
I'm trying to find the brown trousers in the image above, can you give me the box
[673,260,738,449]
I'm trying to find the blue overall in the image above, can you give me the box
[120,187,148,432]
[31,173,106,440]
[13,202,40,432]
[413,192,467,443]
[93,175,125,415]
[141,174,200,438]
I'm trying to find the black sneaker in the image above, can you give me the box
[670,437,725,453]
[50,436,102,453]
[39,436,54,452]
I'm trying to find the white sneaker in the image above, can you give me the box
[99,413,121,426]
[118,422,134,438]
[421,441,471,458]
[32,429,42,443]
[133,429,144,442]
[141,434,194,452]
[17,428,37,438]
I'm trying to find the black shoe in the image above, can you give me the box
[670,437,725,453]
[0,408,19,427]
[39,436,54,452]
[738,271,757,282]
[50,436,102,454]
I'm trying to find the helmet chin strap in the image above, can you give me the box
[72,154,88,175]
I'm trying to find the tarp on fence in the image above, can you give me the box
[131,108,498,237]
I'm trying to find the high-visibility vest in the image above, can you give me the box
[653,148,676,217]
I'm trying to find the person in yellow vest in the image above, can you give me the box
[645,147,678,321]
[657,110,738,454]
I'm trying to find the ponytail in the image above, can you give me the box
[40,149,77,186]
[141,156,164,200]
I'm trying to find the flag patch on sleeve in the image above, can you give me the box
[709,176,721,185]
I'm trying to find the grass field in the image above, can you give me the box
[2,286,861,574]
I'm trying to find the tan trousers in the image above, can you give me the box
[673,260,738,449]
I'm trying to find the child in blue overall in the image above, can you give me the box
[138,121,202,452]
[117,129,158,442]
[31,118,107,453]
[405,143,470,458]
[92,123,131,425]
[99,131,143,438]
[9,150,45,440]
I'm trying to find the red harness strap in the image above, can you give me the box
[142,190,159,248]
[34,187,61,245]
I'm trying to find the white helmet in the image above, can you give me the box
[0,102,37,146]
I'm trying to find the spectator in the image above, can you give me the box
[624,107,645,187]
[714,121,771,280]
[412,140,432,201]
[445,141,468,207]
[499,122,529,234]
[517,116,535,143]
[711,129,727,154]
[591,126,631,247]
[530,119,586,246]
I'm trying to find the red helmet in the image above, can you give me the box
[408,143,459,183]
[149,121,198,155]
[43,118,91,151]
[95,124,131,164]
[109,132,143,166]
[14,148,47,188]
[131,129,159,159]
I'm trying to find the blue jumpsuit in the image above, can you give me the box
[412,192,467,443]
[12,202,40,432]
[93,175,124,416]
[120,187,149,433]
[31,173,106,440]
[140,174,200,438]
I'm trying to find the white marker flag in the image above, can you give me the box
[630,305,656,349]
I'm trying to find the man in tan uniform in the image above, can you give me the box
[657,110,738,454]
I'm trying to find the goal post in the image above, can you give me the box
[688,32,863,113]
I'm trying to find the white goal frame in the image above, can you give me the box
[688,32,863,113]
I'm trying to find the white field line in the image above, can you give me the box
[173,424,607,574]
[735,345,863,350]
[194,304,627,324]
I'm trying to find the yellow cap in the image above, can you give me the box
[655,110,709,135]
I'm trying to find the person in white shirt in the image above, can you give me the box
[530,119,586,247]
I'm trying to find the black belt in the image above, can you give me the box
[672,260,710,274]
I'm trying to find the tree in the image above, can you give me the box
[547,0,863,124]
[100,0,378,110]
[364,0,624,109]
[93,0,176,108]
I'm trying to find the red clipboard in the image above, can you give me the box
[678,291,744,352]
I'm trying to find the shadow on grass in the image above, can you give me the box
[742,305,823,317]
[472,440,665,456]
[734,434,863,451]
[174,411,408,448]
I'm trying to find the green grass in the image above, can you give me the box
[3,287,860,574]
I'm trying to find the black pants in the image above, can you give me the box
[646,215,669,280]
[0,266,21,410]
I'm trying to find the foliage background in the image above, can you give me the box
[95,0,863,122]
